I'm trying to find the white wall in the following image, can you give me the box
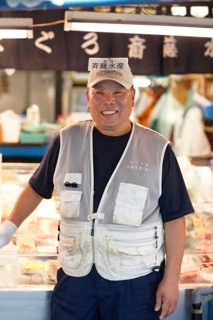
[0,70,56,123]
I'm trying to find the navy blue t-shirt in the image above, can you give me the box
[29,127,194,222]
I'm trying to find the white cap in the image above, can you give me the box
[87,57,133,89]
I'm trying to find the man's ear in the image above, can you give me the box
[86,88,89,101]
[131,87,136,104]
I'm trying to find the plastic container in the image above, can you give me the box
[19,132,47,144]
[26,104,40,126]
[2,117,21,143]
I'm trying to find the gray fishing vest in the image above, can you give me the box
[53,120,170,280]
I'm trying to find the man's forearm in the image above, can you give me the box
[0,183,43,249]
[164,217,186,280]
[8,183,43,227]
[154,217,187,319]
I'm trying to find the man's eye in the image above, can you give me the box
[95,91,103,95]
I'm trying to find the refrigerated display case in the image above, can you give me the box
[0,163,61,286]
[0,160,212,320]
[177,156,213,320]
[178,156,213,286]
[0,163,60,320]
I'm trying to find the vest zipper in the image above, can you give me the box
[91,219,95,236]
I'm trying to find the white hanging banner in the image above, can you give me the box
[88,57,128,71]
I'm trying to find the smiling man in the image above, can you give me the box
[0,57,194,320]
[86,58,135,136]
[86,80,135,136]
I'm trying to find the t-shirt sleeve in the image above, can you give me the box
[29,134,60,199]
[159,145,194,222]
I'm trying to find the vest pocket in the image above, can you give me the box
[60,190,82,218]
[59,232,89,270]
[59,236,84,268]
[106,237,157,274]
[113,183,148,227]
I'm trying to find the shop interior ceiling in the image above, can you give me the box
[0,0,212,13]
[0,0,212,10]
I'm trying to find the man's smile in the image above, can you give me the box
[101,110,118,115]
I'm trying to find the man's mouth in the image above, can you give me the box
[101,110,117,115]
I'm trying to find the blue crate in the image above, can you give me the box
[200,104,213,120]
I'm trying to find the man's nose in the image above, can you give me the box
[103,92,115,104]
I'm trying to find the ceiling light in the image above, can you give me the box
[190,6,209,18]
[64,11,213,38]
[0,18,33,39]
[171,6,187,17]
[4,68,16,76]
[133,77,151,88]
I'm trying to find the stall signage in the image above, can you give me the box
[0,10,212,74]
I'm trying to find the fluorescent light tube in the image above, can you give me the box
[70,22,213,38]
[65,11,213,38]
[0,29,33,39]
[0,18,33,39]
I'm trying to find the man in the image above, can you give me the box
[0,57,194,320]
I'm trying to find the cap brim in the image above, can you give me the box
[88,76,132,89]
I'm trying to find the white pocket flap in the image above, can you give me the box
[116,183,148,209]
[113,206,143,227]
[60,190,82,202]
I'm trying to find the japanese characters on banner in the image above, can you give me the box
[0,10,212,74]
[110,33,163,75]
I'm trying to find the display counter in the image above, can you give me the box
[0,283,212,320]
[0,160,212,320]
[0,287,199,320]
[0,162,60,285]
[0,289,52,320]
[0,163,60,319]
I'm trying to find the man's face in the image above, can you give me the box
[86,80,135,136]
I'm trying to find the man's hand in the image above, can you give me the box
[0,220,17,248]
[154,277,179,319]
[155,217,187,319]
